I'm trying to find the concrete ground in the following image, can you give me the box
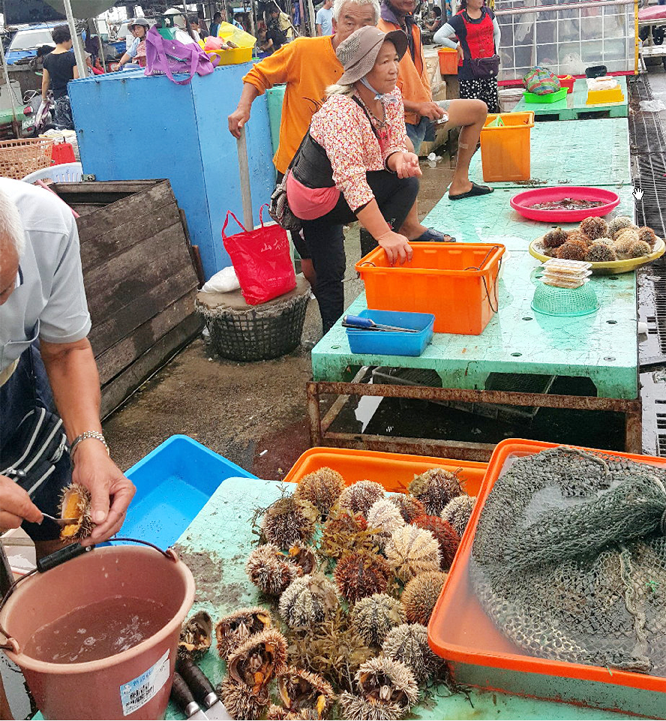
[103,157,456,480]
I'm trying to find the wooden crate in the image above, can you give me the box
[53,179,202,417]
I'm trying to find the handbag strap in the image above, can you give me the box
[145,27,201,86]
[222,210,247,239]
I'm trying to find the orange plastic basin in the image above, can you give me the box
[356,242,505,335]
[429,438,666,701]
[438,47,459,75]
[480,112,534,182]
[284,447,487,496]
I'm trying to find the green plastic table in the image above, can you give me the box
[166,477,625,720]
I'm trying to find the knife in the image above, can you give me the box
[177,658,232,720]
[171,671,209,720]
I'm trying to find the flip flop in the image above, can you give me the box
[449,182,494,201]
[413,228,456,243]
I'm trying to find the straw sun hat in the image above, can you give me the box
[337,26,408,85]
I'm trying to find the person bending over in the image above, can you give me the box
[286,26,419,333]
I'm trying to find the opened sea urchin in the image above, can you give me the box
[274,666,335,719]
[408,468,463,516]
[215,607,273,660]
[385,525,440,582]
[294,467,346,517]
[351,593,405,646]
[59,483,94,541]
[334,552,391,603]
[178,610,213,661]
[401,571,447,625]
[261,497,318,550]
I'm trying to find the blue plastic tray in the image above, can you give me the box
[119,435,256,548]
[346,309,435,356]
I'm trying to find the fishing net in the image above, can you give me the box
[470,446,666,675]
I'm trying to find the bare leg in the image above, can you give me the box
[300,258,316,289]
[440,98,488,196]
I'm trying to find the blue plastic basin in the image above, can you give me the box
[346,309,435,356]
[119,435,256,548]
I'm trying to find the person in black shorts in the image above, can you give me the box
[41,25,79,131]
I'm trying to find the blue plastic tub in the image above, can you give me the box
[119,435,256,548]
[346,309,435,356]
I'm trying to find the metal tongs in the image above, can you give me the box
[342,314,419,333]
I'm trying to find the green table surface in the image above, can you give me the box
[166,477,625,720]
[471,116,631,189]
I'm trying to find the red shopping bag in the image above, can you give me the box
[222,204,296,305]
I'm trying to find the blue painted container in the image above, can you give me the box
[119,434,257,548]
[346,309,435,356]
[68,65,276,280]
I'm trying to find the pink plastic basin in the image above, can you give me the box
[510,186,620,223]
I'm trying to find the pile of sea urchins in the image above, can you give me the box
[541,216,660,264]
[199,466,478,720]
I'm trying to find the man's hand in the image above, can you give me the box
[388,152,423,179]
[0,475,43,530]
[228,104,251,138]
[72,441,135,545]
[376,231,414,266]
[417,102,446,121]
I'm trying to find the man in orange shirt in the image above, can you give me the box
[378,0,492,200]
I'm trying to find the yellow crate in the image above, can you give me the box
[204,46,253,65]
[586,85,624,105]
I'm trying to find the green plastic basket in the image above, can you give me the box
[523,87,567,104]
[531,280,599,317]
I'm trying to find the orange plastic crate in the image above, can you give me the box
[355,242,505,335]
[438,47,458,75]
[284,447,487,495]
[480,112,534,182]
[428,438,666,716]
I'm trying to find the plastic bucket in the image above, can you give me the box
[480,112,534,182]
[0,545,195,720]
[438,47,458,75]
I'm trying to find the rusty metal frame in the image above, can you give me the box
[306,374,642,462]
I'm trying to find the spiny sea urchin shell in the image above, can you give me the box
[385,525,440,582]
[408,468,463,516]
[556,240,588,261]
[279,573,339,628]
[613,234,634,256]
[366,499,405,536]
[220,677,266,720]
[321,510,374,559]
[59,483,94,540]
[178,610,213,661]
[227,627,288,689]
[608,216,633,237]
[276,667,335,719]
[441,495,476,537]
[351,593,405,646]
[334,552,391,603]
[261,497,318,550]
[412,514,460,571]
[338,480,385,517]
[614,227,639,246]
[383,623,439,683]
[585,241,617,263]
[628,239,652,258]
[401,571,447,625]
[215,607,273,660]
[246,543,301,596]
[543,227,568,249]
[340,656,419,721]
[579,216,608,240]
[566,229,592,246]
[389,494,426,524]
[638,226,658,248]
[294,467,346,517]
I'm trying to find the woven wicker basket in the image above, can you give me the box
[0,138,54,180]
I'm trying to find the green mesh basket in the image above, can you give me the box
[531,280,599,317]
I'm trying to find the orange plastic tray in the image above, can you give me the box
[356,243,505,335]
[480,112,534,182]
[429,438,666,698]
[283,447,487,496]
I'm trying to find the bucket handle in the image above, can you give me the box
[0,537,178,655]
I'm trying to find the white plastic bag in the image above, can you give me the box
[202,266,241,293]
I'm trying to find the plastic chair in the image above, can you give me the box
[22,162,83,184]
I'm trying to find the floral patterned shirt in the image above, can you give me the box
[309,88,409,212]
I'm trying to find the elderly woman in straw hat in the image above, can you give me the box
[286,26,421,333]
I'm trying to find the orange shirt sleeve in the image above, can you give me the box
[242,42,295,95]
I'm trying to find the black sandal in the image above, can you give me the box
[449,182,494,201]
